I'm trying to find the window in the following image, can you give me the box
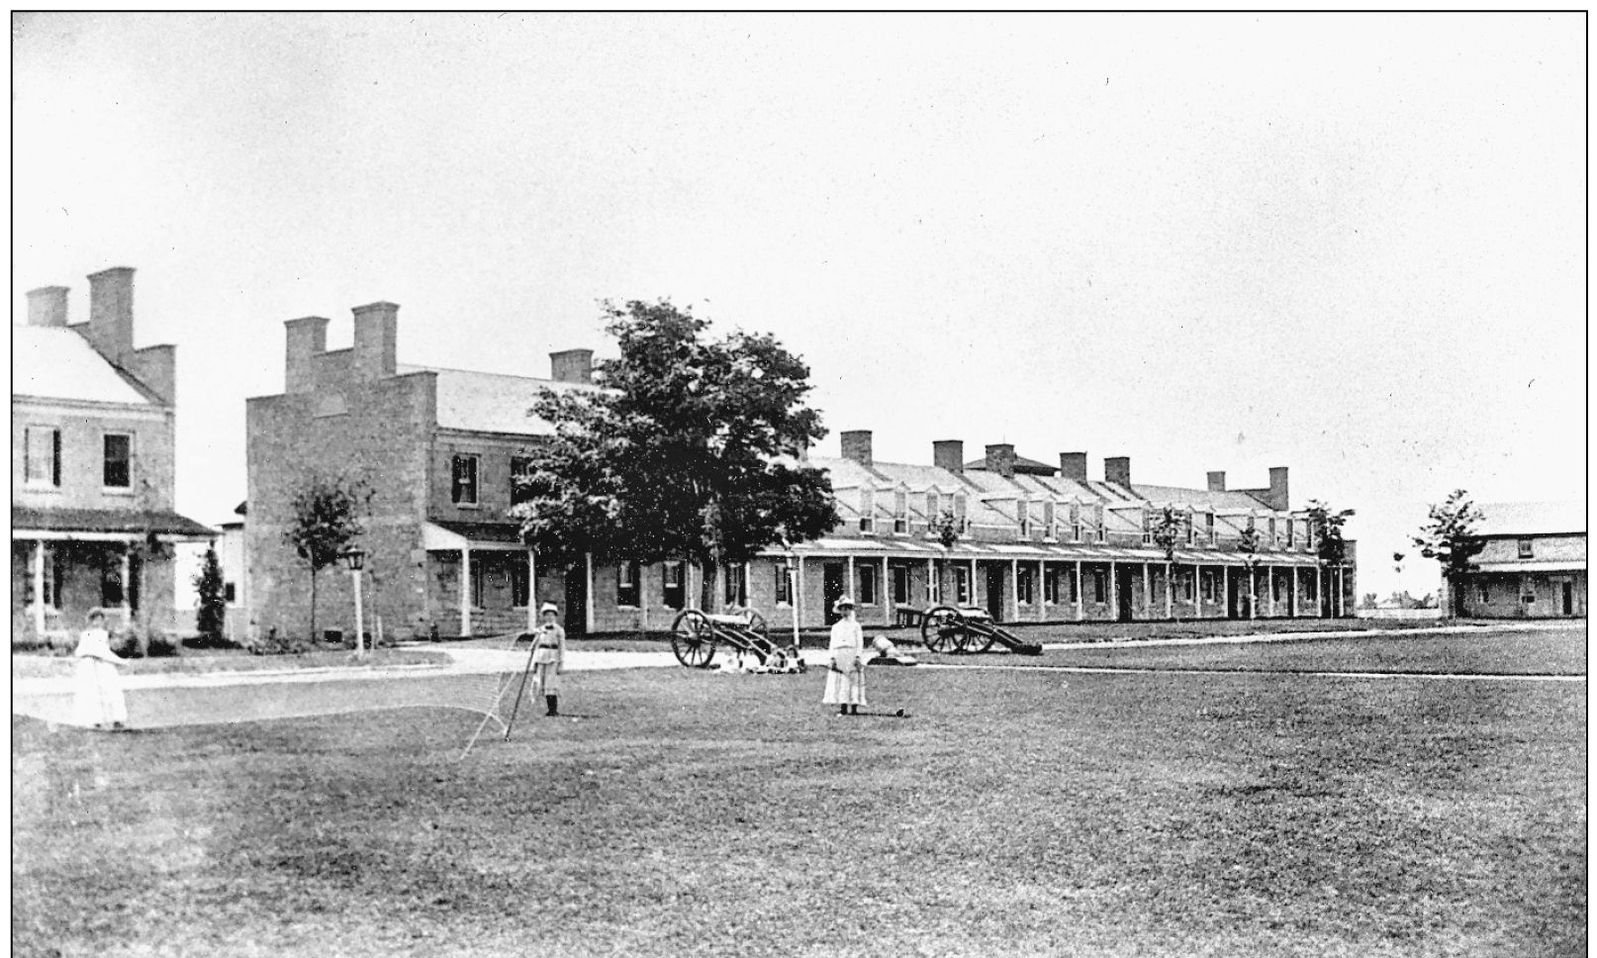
[25,427,60,487]
[19,544,64,610]
[1070,503,1082,542]
[1478,583,1490,604]
[1093,568,1107,603]
[1268,517,1278,547]
[1017,499,1030,538]
[616,561,640,607]
[1206,511,1216,545]
[224,582,237,604]
[1095,506,1106,542]
[926,566,941,603]
[893,491,908,534]
[858,565,878,605]
[1517,539,1534,559]
[451,454,479,505]
[775,564,793,606]
[1142,510,1153,545]
[1017,566,1034,605]
[1272,574,1283,603]
[1184,511,1195,546]
[858,489,876,534]
[1043,501,1056,540]
[511,559,531,607]
[926,491,940,522]
[101,558,125,607]
[1066,566,1078,603]
[663,561,685,610]
[1043,566,1060,604]
[1286,518,1295,548]
[891,565,910,604]
[954,493,969,533]
[470,561,486,608]
[724,562,747,607]
[1305,573,1318,601]
[1200,570,1214,603]
[103,433,132,489]
[1182,569,1194,602]
[510,456,536,506]
[955,565,971,604]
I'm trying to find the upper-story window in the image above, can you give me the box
[724,562,747,607]
[1141,510,1154,545]
[1069,502,1082,542]
[926,491,940,522]
[1517,538,1534,559]
[893,490,908,534]
[24,426,60,488]
[1205,511,1216,545]
[451,454,479,505]
[1267,517,1278,547]
[953,492,969,533]
[775,564,793,606]
[103,433,132,490]
[510,456,536,506]
[1043,501,1057,540]
[1016,499,1030,538]
[1286,518,1296,548]
[1095,505,1107,542]
[1184,510,1195,546]
[858,488,876,534]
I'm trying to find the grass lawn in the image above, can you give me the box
[10,647,451,679]
[12,633,1585,958]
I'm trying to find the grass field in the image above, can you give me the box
[11,630,1585,957]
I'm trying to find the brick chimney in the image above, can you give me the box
[26,286,69,327]
[1059,452,1088,482]
[284,316,330,395]
[87,267,136,362]
[1207,471,1226,492]
[352,302,398,381]
[841,430,873,466]
[985,444,1016,479]
[1104,456,1131,487]
[1267,466,1289,511]
[550,349,594,384]
[933,440,963,474]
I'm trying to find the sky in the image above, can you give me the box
[10,12,1587,601]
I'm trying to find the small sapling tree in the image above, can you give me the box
[1237,524,1263,619]
[1412,489,1486,618]
[193,544,227,646]
[1146,506,1184,619]
[283,474,366,644]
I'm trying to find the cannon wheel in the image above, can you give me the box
[956,620,996,655]
[920,606,965,653]
[671,609,718,668]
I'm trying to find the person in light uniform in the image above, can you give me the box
[74,608,129,730]
[823,596,866,716]
[532,602,567,717]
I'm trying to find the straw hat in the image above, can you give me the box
[539,602,560,615]
[833,595,856,612]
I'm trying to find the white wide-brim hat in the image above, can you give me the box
[539,602,560,614]
[833,595,856,612]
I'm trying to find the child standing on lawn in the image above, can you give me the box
[74,609,128,730]
[532,602,567,717]
[823,596,866,716]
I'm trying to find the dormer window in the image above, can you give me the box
[1043,501,1057,540]
[1184,510,1195,546]
[1267,517,1278,547]
[1286,518,1295,548]
[1141,510,1154,545]
[1205,511,1216,545]
[893,490,908,535]
[1095,505,1106,542]
[1016,499,1030,538]
[954,492,969,533]
[1069,502,1082,542]
[1517,538,1534,559]
[926,490,940,521]
[859,488,876,534]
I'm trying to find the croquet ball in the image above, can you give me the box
[895,708,905,717]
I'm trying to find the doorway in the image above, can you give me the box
[563,565,587,635]
[1226,570,1243,619]
[823,563,846,625]
[985,565,1006,622]
[1560,580,1574,616]
[1116,567,1135,622]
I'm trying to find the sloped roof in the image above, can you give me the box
[397,364,601,436]
[1472,501,1586,537]
[12,506,213,538]
[12,328,155,406]
[1131,483,1274,512]
[965,453,1057,475]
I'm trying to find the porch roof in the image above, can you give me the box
[764,538,1323,567]
[423,520,527,551]
[11,506,213,540]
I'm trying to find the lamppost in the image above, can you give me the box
[786,553,800,651]
[342,549,366,655]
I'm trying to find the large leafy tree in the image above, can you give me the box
[283,474,366,642]
[1305,500,1354,616]
[512,300,840,610]
[1412,489,1486,617]
[1146,505,1184,619]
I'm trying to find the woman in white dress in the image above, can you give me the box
[74,609,128,730]
[823,596,867,716]
[532,602,567,717]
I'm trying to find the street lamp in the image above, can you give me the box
[785,553,800,651]
[341,549,366,655]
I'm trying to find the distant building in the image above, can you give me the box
[1453,501,1585,619]
[246,302,1357,639]
[11,268,213,640]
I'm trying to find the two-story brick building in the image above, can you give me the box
[11,267,213,640]
[246,302,1356,640]
[1451,501,1585,619]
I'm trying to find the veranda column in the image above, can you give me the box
[640,560,650,631]
[1039,560,1046,621]
[1109,561,1118,620]
[526,549,537,630]
[969,559,977,608]
[459,545,472,637]
[1141,563,1151,621]
[1074,561,1084,621]
[585,553,596,630]
[1165,561,1173,619]
[120,544,133,622]
[794,556,805,631]
[1266,566,1276,617]
[1010,558,1019,622]
[32,540,45,635]
[882,555,891,626]
[926,558,936,607]
[846,555,856,606]
[1222,565,1230,618]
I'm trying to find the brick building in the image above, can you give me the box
[11,267,213,641]
[1451,501,1585,619]
[246,302,1356,639]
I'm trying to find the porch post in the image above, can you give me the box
[1074,560,1084,621]
[969,559,976,607]
[1222,565,1230,619]
[120,544,133,621]
[585,553,595,631]
[1142,563,1151,620]
[794,555,804,634]
[882,555,890,626]
[526,549,537,630]
[1267,566,1276,617]
[1009,558,1019,622]
[32,540,45,634]
[459,545,472,637]
[846,555,855,604]
[640,559,649,631]
[1165,561,1173,619]
[926,557,936,606]
[1109,561,1117,619]
[1039,560,1046,621]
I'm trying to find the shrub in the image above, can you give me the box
[247,626,315,656]
[113,623,180,658]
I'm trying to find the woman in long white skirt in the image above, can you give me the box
[823,596,867,716]
[73,609,128,730]
[531,602,567,717]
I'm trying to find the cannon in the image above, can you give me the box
[670,607,802,671]
[918,606,1044,656]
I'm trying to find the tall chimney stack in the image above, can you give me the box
[284,316,330,395]
[933,440,964,473]
[1059,452,1088,482]
[1104,456,1131,487]
[352,302,398,380]
[1268,466,1289,511]
[550,349,594,384]
[985,444,1016,479]
[26,286,69,327]
[1207,471,1227,492]
[840,430,873,466]
[87,267,136,362]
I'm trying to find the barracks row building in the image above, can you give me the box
[244,302,1358,641]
